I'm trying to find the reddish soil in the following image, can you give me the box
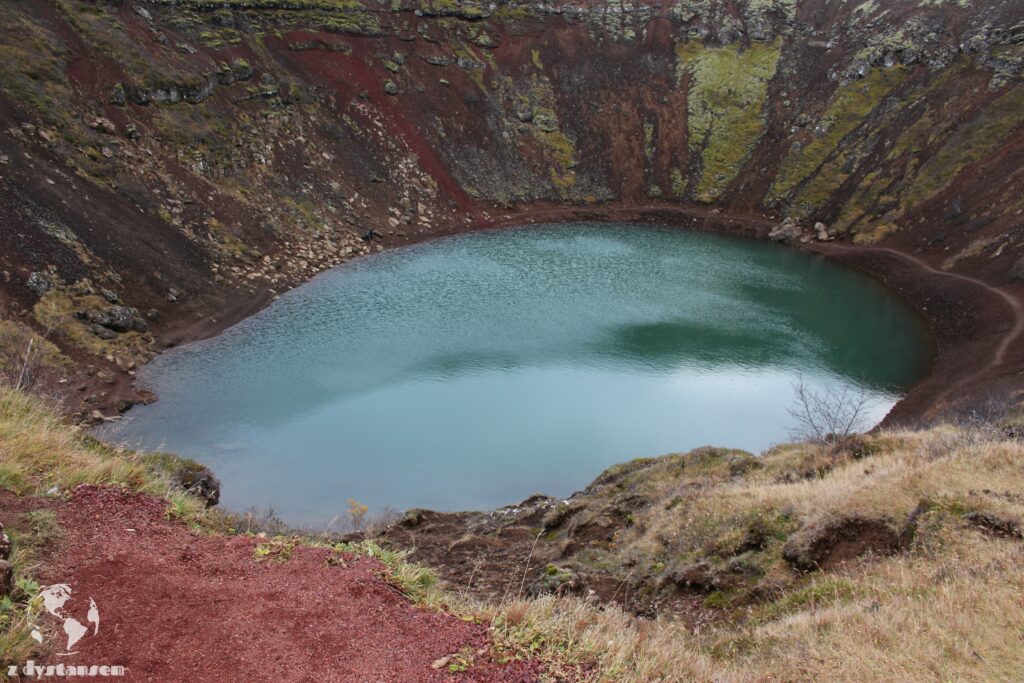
[34,486,551,683]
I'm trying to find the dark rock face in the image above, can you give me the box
[75,306,148,334]
[105,306,138,333]
[174,463,222,508]
[0,522,10,561]
[783,516,900,572]
[0,0,1021,427]
[26,272,53,297]
[964,511,1024,539]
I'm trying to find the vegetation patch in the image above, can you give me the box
[903,83,1024,209]
[768,66,908,207]
[677,39,782,203]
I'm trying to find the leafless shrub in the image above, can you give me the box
[918,391,1018,459]
[1,329,42,391]
[326,504,401,536]
[788,377,873,444]
[944,389,1019,429]
[239,506,291,536]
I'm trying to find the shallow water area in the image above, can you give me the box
[102,223,931,524]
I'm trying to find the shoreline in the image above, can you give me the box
[141,202,1023,427]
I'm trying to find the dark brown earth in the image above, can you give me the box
[30,486,551,683]
[1,0,1023,423]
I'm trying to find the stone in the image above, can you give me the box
[174,463,221,507]
[383,80,398,96]
[88,323,118,340]
[104,306,137,333]
[814,222,833,241]
[26,271,53,296]
[91,117,117,134]
[769,217,803,243]
[0,523,10,560]
[110,84,126,106]
[533,110,558,133]
[514,102,534,123]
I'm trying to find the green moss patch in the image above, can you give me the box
[677,39,782,203]
[768,67,908,207]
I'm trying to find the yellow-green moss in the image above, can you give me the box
[671,167,688,196]
[0,320,72,379]
[903,84,1024,209]
[768,67,908,205]
[541,130,577,194]
[677,39,782,203]
[32,288,153,363]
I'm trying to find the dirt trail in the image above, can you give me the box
[861,246,1024,369]
[815,242,1024,404]
[35,486,549,683]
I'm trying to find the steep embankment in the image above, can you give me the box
[0,0,1023,419]
[3,388,1023,681]
[0,388,555,681]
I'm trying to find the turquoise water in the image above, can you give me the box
[102,223,931,524]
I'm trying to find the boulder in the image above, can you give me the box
[103,306,148,333]
[783,515,899,571]
[104,306,135,333]
[88,323,118,341]
[26,271,53,297]
[91,117,117,134]
[769,217,803,243]
[174,462,221,507]
[814,222,833,241]
[533,110,559,133]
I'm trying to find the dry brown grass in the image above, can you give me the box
[0,384,162,496]
[2,384,1022,680]
[471,427,1024,681]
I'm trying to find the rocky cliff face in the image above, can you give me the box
[0,0,1022,414]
